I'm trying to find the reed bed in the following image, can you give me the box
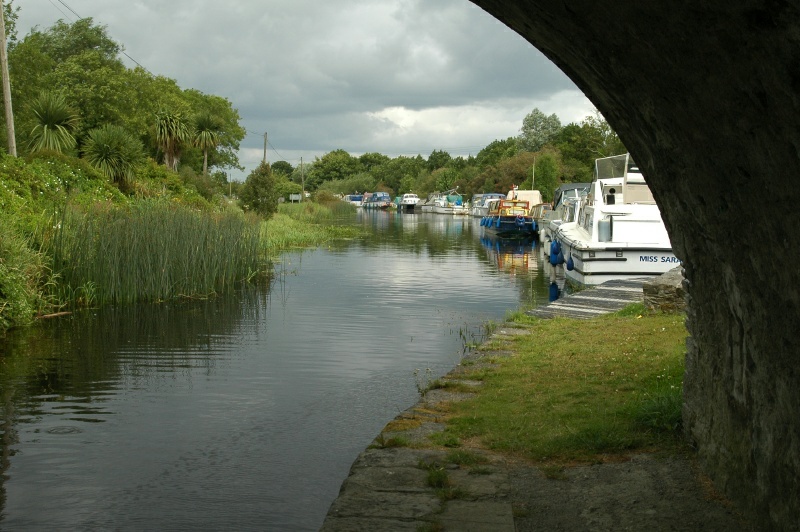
[276,200,355,222]
[262,213,360,255]
[263,201,361,255]
[51,200,264,306]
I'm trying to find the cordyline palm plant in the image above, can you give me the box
[155,109,190,171]
[28,92,79,154]
[193,112,222,176]
[82,124,144,186]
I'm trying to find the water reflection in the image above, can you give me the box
[0,213,555,530]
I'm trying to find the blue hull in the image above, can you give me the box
[480,216,538,238]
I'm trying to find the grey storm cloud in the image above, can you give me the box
[15,0,593,176]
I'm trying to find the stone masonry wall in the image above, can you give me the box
[470,1,800,528]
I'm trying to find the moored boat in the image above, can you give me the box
[362,191,392,209]
[343,193,364,207]
[469,193,505,217]
[398,193,420,211]
[540,183,590,245]
[419,192,444,213]
[480,189,538,238]
[552,154,679,286]
[432,189,466,215]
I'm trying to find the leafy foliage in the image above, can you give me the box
[27,92,79,154]
[193,112,222,176]
[155,110,191,170]
[518,108,563,152]
[271,160,294,176]
[82,124,144,185]
[7,18,245,174]
[239,162,279,217]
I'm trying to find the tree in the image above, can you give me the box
[307,149,362,189]
[358,152,390,171]
[181,89,245,173]
[155,109,190,170]
[475,138,518,169]
[433,167,459,191]
[554,110,627,181]
[271,160,293,176]
[427,149,452,171]
[518,108,562,152]
[239,162,278,217]
[528,149,561,202]
[82,124,144,186]
[192,112,221,176]
[27,91,78,153]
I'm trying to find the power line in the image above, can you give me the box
[47,0,72,21]
[56,0,80,19]
[48,0,148,72]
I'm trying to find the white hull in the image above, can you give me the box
[553,154,678,287]
[557,238,679,286]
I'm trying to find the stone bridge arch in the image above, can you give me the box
[470,0,799,528]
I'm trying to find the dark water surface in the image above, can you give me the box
[0,211,554,531]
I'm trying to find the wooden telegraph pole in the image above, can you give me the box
[0,0,16,156]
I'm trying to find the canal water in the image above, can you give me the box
[0,211,555,531]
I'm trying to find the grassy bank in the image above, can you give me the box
[436,304,687,463]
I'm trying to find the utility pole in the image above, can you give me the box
[531,156,536,188]
[0,0,16,157]
[262,132,268,164]
[300,157,304,202]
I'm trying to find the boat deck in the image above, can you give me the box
[527,278,646,320]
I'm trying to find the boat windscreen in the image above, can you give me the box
[595,154,629,179]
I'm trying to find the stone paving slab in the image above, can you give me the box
[438,501,515,531]
[527,278,646,319]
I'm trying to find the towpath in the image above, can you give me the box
[321,281,752,531]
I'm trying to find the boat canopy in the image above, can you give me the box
[593,153,656,205]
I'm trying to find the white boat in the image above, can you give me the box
[469,193,505,217]
[552,154,679,286]
[419,192,444,213]
[398,193,420,211]
[432,189,465,215]
[343,193,364,207]
[540,183,590,245]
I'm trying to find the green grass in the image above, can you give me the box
[445,310,688,462]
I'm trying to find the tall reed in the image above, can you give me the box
[50,200,264,306]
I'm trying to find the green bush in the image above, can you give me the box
[0,214,49,329]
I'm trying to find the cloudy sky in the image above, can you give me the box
[15,0,594,179]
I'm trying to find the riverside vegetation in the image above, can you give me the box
[0,153,360,334]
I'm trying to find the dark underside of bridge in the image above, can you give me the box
[471,1,800,529]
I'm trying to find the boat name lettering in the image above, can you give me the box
[639,255,680,263]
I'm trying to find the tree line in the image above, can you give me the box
[263,108,626,207]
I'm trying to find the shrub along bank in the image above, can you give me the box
[0,154,360,333]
